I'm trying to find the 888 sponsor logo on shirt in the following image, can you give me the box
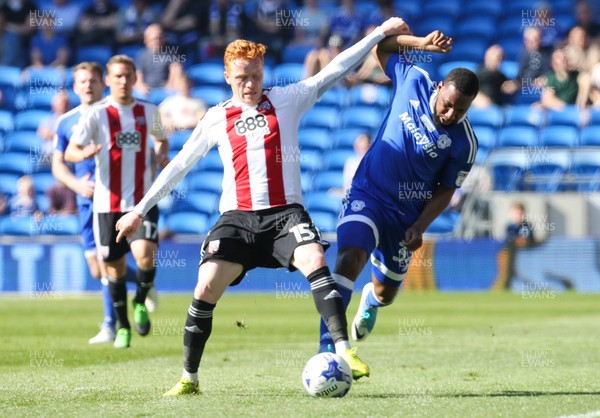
[116,131,141,151]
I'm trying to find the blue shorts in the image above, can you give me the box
[337,188,413,288]
[78,203,96,256]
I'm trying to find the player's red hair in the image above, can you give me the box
[224,40,267,71]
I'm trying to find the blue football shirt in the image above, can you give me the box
[351,54,478,225]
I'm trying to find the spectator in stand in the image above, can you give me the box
[77,0,118,47]
[10,175,42,219]
[289,0,329,48]
[37,91,70,166]
[0,12,17,67]
[158,75,206,133]
[0,0,37,67]
[160,0,207,65]
[46,182,77,214]
[343,133,371,191]
[248,0,294,63]
[200,0,246,61]
[30,23,69,68]
[367,0,400,28]
[345,26,390,86]
[534,2,563,53]
[42,0,82,39]
[115,0,157,48]
[328,0,365,47]
[536,48,583,110]
[473,45,511,108]
[135,24,178,97]
[503,27,551,96]
[506,202,535,245]
[573,0,600,39]
[304,33,344,78]
[0,193,7,216]
[563,26,600,74]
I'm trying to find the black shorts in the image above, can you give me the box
[201,204,329,286]
[94,206,159,262]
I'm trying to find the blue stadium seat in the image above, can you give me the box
[187,172,223,193]
[24,67,64,88]
[467,106,503,129]
[300,149,323,173]
[580,126,600,146]
[571,150,600,192]
[347,85,391,107]
[487,149,529,191]
[272,63,305,86]
[168,129,193,151]
[197,150,224,172]
[322,149,355,171]
[463,0,502,17]
[304,192,342,216]
[298,128,333,152]
[0,216,36,236]
[75,45,113,66]
[454,16,497,40]
[3,131,43,153]
[187,63,226,86]
[31,172,57,194]
[341,106,383,131]
[36,193,49,213]
[38,214,79,235]
[0,153,32,176]
[497,37,523,62]
[148,87,173,105]
[308,210,337,232]
[539,126,579,147]
[0,66,22,89]
[318,88,346,109]
[117,45,144,60]
[471,126,497,160]
[415,17,455,35]
[498,126,539,147]
[312,170,344,191]
[426,210,459,234]
[438,61,479,80]
[301,107,340,130]
[500,60,519,79]
[498,17,524,39]
[504,105,544,127]
[14,110,51,132]
[546,106,581,127]
[281,44,313,64]
[190,86,228,107]
[0,173,19,196]
[525,151,571,193]
[27,91,55,111]
[171,191,219,215]
[166,212,209,234]
[446,40,488,63]
[589,110,600,126]
[334,128,368,149]
[300,171,313,193]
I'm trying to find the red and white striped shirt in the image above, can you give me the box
[136,81,319,215]
[72,97,166,213]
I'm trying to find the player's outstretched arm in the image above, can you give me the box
[375,30,453,72]
[64,141,102,163]
[308,17,411,97]
[402,184,455,251]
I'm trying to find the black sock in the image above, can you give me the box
[307,266,348,343]
[183,299,215,374]
[108,276,130,329]
[134,267,156,305]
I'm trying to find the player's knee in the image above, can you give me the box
[136,255,155,270]
[293,244,327,273]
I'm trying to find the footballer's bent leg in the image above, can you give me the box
[165,259,243,396]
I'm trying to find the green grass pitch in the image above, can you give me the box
[1,292,599,417]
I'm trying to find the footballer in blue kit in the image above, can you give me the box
[318,29,480,352]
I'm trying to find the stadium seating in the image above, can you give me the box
[539,126,579,148]
[546,106,581,127]
[347,85,391,108]
[14,110,51,132]
[301,107,340,130]
[27,91,56,111]
[334,128,367,149]
[497,37,523,62]
[304,192,342,216]
[318,88,346,109]
[31,172,57,194]
[281,44,313,64]
[487,149,529,191]
[471,126,497,163]
[190,86,229,106]
[148,88,173,105]
[197,150,224,172]
[504,105,544,128]
[171,191,219,216]
[299,149,323,173]
[463,0,503,17]
[38,214,80,235]
[525,150,571,193]
[580,126,600,146]
[0,216,36,236]
[308,210,338,232]
[322,149,355,171]
[498,126,539,148]
[3,131,43,153]
[0,173,19,196]
[312,170,344,192]
[166,211,209,234]
[75,45,112,66]
[426,210,459,234]
[23,67,64,88]
[571,150,600,192]
[187,172,223,194]
[467,106,504,129]
[188,63,227,86]
[454,16,497,41]
[438,61,479,80]
[340,106,383,131]
[168,129,193,151]
[445,39,488,63]
[0,66,22,89]
[0,153,32,176]
[272,63,305,86]
[298,128,333,152]
[500,60,519,80]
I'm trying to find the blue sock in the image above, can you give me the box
[364,283,385,309]
[318,274,354,353]
[125,266,137,284]
[101,277,116,330]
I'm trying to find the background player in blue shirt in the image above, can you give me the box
[318,29,480,353]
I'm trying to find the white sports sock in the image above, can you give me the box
[335,340,351,354]
[182,369,198,385]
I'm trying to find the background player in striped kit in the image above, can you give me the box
[65,55,169,349]
[115,17,411,395]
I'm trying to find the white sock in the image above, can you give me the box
[182,369,198,385]
[335,341,351,354]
